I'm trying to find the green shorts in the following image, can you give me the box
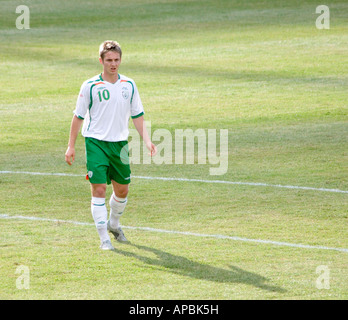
[85,137,131,185]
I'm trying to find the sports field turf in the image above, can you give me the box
[0,0,347,300]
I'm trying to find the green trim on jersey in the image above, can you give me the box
[87,83,97,131]
[129,81,135,103]
[131,112,144,119]
[89,84,96,110]
[99,73,120,82]
[122,80,135,103]
[87,78,106,131]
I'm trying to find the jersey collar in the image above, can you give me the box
[99,73,120,84]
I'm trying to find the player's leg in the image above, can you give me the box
[107,141,131,242]
[85,138,114,250]
[90,183,113,249]
[109,181,129,229]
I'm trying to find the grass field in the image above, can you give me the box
[0,0,347,300]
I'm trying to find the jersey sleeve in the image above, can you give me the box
[130,81,145,119]
[73,82,90,120]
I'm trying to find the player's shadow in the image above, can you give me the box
[114,243,286,293]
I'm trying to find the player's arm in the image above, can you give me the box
[65,115,84,165]
[132,115,157,157]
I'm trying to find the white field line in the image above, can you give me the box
[0,214,347,253]
[1,170,348,194]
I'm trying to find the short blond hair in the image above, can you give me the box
[99,40,122,60]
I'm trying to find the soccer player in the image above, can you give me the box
[65,40,157,250]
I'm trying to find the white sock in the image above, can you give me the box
[109,193,127,229]
[91,197,110,243]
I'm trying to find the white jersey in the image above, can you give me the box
[74,73,144,142]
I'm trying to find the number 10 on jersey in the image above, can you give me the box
[98,89,110,102]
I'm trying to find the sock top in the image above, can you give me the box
[92,197,105,205]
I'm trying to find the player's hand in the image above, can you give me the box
[146,142,157,157]
[65,146,75,165]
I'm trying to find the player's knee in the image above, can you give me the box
[117,188,128,199]
[92,184,107,198]
[115,185,128,199]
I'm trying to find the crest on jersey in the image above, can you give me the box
[122,87,129,100]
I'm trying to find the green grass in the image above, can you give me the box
[0,0,347,300]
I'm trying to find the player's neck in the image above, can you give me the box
[102,72,119,84]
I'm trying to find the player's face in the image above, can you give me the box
[100,51,121,77]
